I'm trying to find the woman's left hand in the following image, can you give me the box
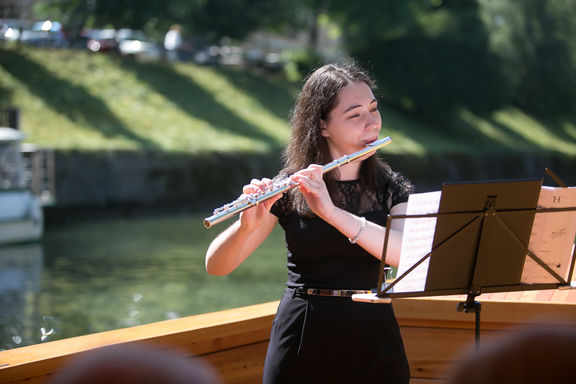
[292,164,335,221]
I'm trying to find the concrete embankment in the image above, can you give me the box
[44,150,575,220]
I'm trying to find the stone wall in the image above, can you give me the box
[48,150,575,213]
[50,150,282,211]
[386,152,575,192]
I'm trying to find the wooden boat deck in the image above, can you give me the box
[1,290,575,384]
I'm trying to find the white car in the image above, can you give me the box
[116,29,162,61]
[0,23,21,41]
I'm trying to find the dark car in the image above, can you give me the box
[84,28,118,52]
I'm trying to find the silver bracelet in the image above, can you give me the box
[348,216,366,244]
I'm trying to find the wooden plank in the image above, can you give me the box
[5,343,270,384]
[202,342,268,384]
[401,323,571,380]
[393,297,576,328]
[2,375,48,384]
[178,328,271,356]
[2,296,576,384]
[410,379,445,384]
[0,302,278,384]
[401,326,475,380]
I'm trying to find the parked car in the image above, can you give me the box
[0,23,21,42]
[84,28,118,52]
[116,29,161,61]
[82,28,161,61]
[243,47,285,71]
[193,45,222,65]
[20,20,66,47]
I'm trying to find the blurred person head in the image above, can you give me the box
[446,324,576,384]
[48,343,222,384]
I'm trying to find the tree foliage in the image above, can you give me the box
[189,0,299,42]
[481,0,576,117]
[327,0,576,123]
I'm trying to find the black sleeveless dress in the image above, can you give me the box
[263,171,414,384]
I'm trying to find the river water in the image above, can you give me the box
[0,213,287,350]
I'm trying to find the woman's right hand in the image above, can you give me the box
[238,178,282,231]
[206,178,280,276]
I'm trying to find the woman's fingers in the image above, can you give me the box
[293,164,323,186]
[242,177,274,195]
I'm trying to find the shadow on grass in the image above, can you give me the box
[119,59,283,148]
[458,110,576,155]
[0,48,159,149]
[451,111,537,153]
[216,66,297,121]
[534,114,576,144]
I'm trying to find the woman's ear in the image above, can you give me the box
[320,119,329,137]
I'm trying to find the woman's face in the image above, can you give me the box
[320,81,381,159]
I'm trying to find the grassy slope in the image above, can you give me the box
[1,46,575,156]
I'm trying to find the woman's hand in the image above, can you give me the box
[238,178,282,231]
[292,165,335,221]
[206,177,280,275]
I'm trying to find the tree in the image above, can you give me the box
[327,1,509,126]
[325,0,576,123]
[481,0,576,117]
[188,0,299,42]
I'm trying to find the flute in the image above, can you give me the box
[203,136,392,228]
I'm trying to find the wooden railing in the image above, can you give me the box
[1,297,575,384]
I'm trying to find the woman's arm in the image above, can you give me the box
[321,202,407,267]
[205,211,278,275]
[205,179,280,276]
[293,164,407,267]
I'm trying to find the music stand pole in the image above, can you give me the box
[456,292,482,348]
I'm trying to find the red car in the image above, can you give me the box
[84,28,118,52]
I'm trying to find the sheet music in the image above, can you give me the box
[521,186,576,284]
[394,191,442,292]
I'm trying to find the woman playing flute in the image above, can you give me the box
[205,62,414,383]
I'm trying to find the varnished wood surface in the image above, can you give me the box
[0,301,278,384]
[1,295,575,383]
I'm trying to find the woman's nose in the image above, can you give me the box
[365,113,379,130]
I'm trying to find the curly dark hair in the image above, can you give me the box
[280,61,394,215]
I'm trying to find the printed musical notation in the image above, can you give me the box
[521,186,576,284]
[394,191,441,292]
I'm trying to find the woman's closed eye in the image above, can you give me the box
[346,109,378,119]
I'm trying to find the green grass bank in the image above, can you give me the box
[0,46,575,214]
[2,46,576,156]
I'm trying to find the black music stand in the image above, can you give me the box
[355,178,576,348]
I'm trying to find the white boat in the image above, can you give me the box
[0,127,45,245]
[0,189,43,245]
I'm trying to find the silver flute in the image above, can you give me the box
[203,136,392,228]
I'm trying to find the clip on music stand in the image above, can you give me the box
[354,178,576,348]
